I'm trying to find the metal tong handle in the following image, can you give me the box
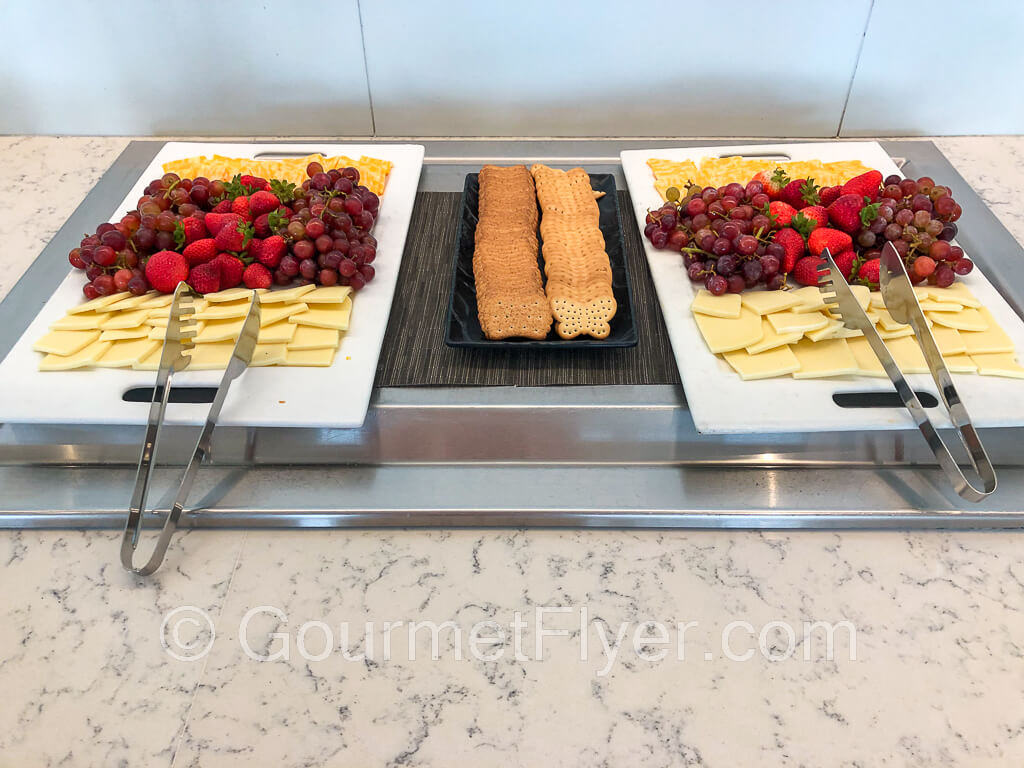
[121,289,261,575]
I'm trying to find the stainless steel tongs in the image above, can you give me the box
[121,283,261,574]
[817,243,996,502]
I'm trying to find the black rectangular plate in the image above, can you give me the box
[445,172,638,348]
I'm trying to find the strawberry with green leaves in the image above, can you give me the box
[841,170,883,202]
[819,185,842,207]
[768,200,798,228]
[182,238,218,266]
[826,194,865,233]
[832,250,858,280]
[793,255,826,286]
[773,227,806,274]
[779,178,820,209]
[857,258,881,287]
[808,227,853,257]
[791,205,828,237]
[753,167,790,200]
[249,190,280,217]
[214,218,254,252]
[187,260,221,294]
[214,254,245,288]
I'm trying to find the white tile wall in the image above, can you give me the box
[0,0,373,135]
[841,0,1024,136]
[360,0,874,137]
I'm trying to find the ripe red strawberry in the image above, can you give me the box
[214,254,245,288]
[187,260,221,294]
[180,217,207,245]
[808,227,854,257]
[144,250,189,293]
[240,175,267,190]
[856,257,881,287]
[833,250,858,280]
[205,212,241,237]
[248,190,280,217]
[211,199,233,214]
[231,196,252,220]
[841,170,883,203]
[819,185,842,207]
[253,213,273,238]
[798,205,828,229]
[773,227,806,274]
[826,194,865,233]
[754,167,790,200]
[793,255,826,287]
[768,201,798,228]
[243,262,272,289]
[779,178,820,209]
[182,238,218,267]
[253,235,287,268]
[214,219,254,252]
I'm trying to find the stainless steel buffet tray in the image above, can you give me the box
[2,139,1023,528]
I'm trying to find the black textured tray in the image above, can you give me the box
[445,172,638,348]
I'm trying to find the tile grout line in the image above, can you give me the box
[356,0,377,137]
[837,0,876,138]
[168,530,249,768]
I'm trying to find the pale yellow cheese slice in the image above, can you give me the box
[943,355,978,374]
[94,337,161,368]
[805,318,845,342]
[287,325,339,351]
[790,286,828,313]
[869,291,886,311]
[746,319,801,354]
[204,287,266,303]
[33,329,100,356]
[100,308,154,330]
[847,337,887,377]
[768,310,829,335]
[876,309,910,333]
[918,299,963,312]
[970,352,1024,379]
[740,290,800,316]
[791,338,858,378]
[138,293,175,309]
[50,311,106,331]
[258,321,298,345]
[285,346,338,367]
[184,340,235,370]
[692,289,741,318]
[99,326,151,342]
[884,335,929,373]
[302,286,353,305]
[261,302,309,327]
[259,284,317,303]
[147,298,208,317]
[723,346,800,380]
[928,308,988,332]
[929,283,981,308]
[194,300,252,321]
[194,317,246,343]
[132,344,164,371]
[250,343,288,367]
[66,292,129,314]
[147,321,204,340]
[960,309,1014,355]
[287,301,352,331]
[877,324,914,340]
[97,293,153,312]
[865,308,883,324]
[848,284,871,310]
[39,340,112,370]
[694,307,763,353]
[927,326,967,356]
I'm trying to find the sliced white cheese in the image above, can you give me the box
[692,289,742,318]
[695,307,763,354]
[768,310,829,335]
[791,338,858,379]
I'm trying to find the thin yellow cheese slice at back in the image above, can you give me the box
[51,311,106,331]
[884,336,928,373]
[33,329,100,356]
[740,290,800,316]
[138,293,175,309]
[960,309,1014,355]
[250,343,288,367]
[970,353,1024,378]
[876,308,910,332]
[847,337,887,377]
[258,321,298,345]
[929,282,981,308]
[695,307,763,353]
[259,284,317,303]
[285,346,338,367]
[790,286,828,313]
[101,308,153,330]
[928,326,967,356]
[94,337,161,368]
[262,302,309,327]
[99,326,150,342]
[204,287,266,303]
[943,354,977,374]
[768,310,829,335]
[287,301,352,331]
[692,289,741,318]
[723,346,800,380]
[791,338,858,378]
[98,293,153,312]
[66,292,129,314]
[39,340,112,370]
[302,286,354,305]
[877,325,914,340]
[869,292,886,311]
[806,318,845,342]
[288,325,341,351]
[928,308,988,332]
[918,299,962,312]
[746,319,801,354]
[193,317,246,343]
[194,300,252,321]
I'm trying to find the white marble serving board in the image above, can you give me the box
[0,142,424,428]
[620,141,1024,434]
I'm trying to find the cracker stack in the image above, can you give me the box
[472,165,553,340]
[531,164,617,339]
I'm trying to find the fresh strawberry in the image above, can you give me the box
[214,254,245,288]
[173,217,208,249]
[211,199,233,213]
[243,262,272,289]
[240,175,267,191]
[253,213,273,238]
[773,227,806,274]
[248,190,280,217]
[144,250,189,293]
[841,170,883,203]
[856,257,881,287]
[768,200,798,228]
[204,212,241,237]
[819,185,842,207]
[798,205,828,229]
[187,260,221,294]
[182,238,218,267]
[826,194,865,233]
[833,250,858,280]
[231,195,252,220]
[214,219,254,252]
[779,178,820,209]
[754,167,790,200]
[253,235,287,268]
[793,255,826,287]
[808,227,854,257]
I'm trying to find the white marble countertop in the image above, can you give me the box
[2,136,1024,766]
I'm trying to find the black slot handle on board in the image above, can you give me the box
[122,386,218,404]
[833,391,939,409]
